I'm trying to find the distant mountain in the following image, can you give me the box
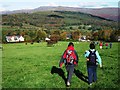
[77,8,118,21]
[0,9,32,14]
[1,6,118,21]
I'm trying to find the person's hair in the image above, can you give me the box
[68,42,74,47]
[89,43,95,49]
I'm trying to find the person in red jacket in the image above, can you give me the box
[59,42,79,86]
[105,43,108,49]
[99,42,103,49]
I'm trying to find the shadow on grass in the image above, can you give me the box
[51,66,67,85]
[51,66,89,86]
[74,69,89,84]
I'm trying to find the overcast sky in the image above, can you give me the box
[0,0,119,11]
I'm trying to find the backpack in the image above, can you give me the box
[65,49,76,65]
[87,50,97,66]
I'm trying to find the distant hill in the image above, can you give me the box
[2,9,118,43]
[78,8,118,21]
[1,6,118,21]
[2,10,117,31]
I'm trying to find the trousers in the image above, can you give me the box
[66,64,74,82]
[87,65,97,84]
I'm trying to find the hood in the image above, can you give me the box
[67,46,74,50]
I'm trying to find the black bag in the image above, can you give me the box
[87,50,97,66]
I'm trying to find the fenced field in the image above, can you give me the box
[2,41,119,88]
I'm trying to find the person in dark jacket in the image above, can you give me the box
[109,42,112,48]
[84,43,102,86]
[59,42,79,86]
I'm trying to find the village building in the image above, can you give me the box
[6,35,24,42]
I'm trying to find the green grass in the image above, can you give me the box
[2,41,119,88]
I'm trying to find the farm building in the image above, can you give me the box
[79,35,87,42]
[6,35,24,42]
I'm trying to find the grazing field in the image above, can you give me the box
[2,41,119,88]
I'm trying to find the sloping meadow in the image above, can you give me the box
[2,41,119,88]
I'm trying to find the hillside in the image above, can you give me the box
[2,10,117,30]
[1,6,118,21]
[2,10,119,43]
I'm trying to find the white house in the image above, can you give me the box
[6,35,24,42]
[79,35,87,42]
[45,37,50,41]
[19,36,24,42]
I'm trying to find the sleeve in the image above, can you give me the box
[59,50,66,68]
[74,50,79,64]
[95,51,102,66]
[84,50,90,58]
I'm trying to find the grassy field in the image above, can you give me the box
[2,41,119,88]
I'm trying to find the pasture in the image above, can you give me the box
[2,41,119,88]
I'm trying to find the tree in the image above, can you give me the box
[86,31,92,40]
[50,34,60,43]
[83,26,86,29]
[35,30,47,41]
[70,26,73,30]
[98,30,104,41]
[52,30,60,35]
[60,31,67,41]
[110,30,119,42]
[71,30,81,40]
[78,26,82,29]
[24,35,31,42]
[98,30,112,41]
[92,32,98,41]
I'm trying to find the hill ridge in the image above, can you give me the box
[1,6,118,21]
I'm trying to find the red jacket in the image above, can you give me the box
[59,46,78,67]
[100,43,103,46]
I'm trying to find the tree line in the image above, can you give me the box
[2,28,119,43]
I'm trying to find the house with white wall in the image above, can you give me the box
[6,35,24,42]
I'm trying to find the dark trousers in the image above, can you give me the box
[66,64,74,82]
[87,66,97,84]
